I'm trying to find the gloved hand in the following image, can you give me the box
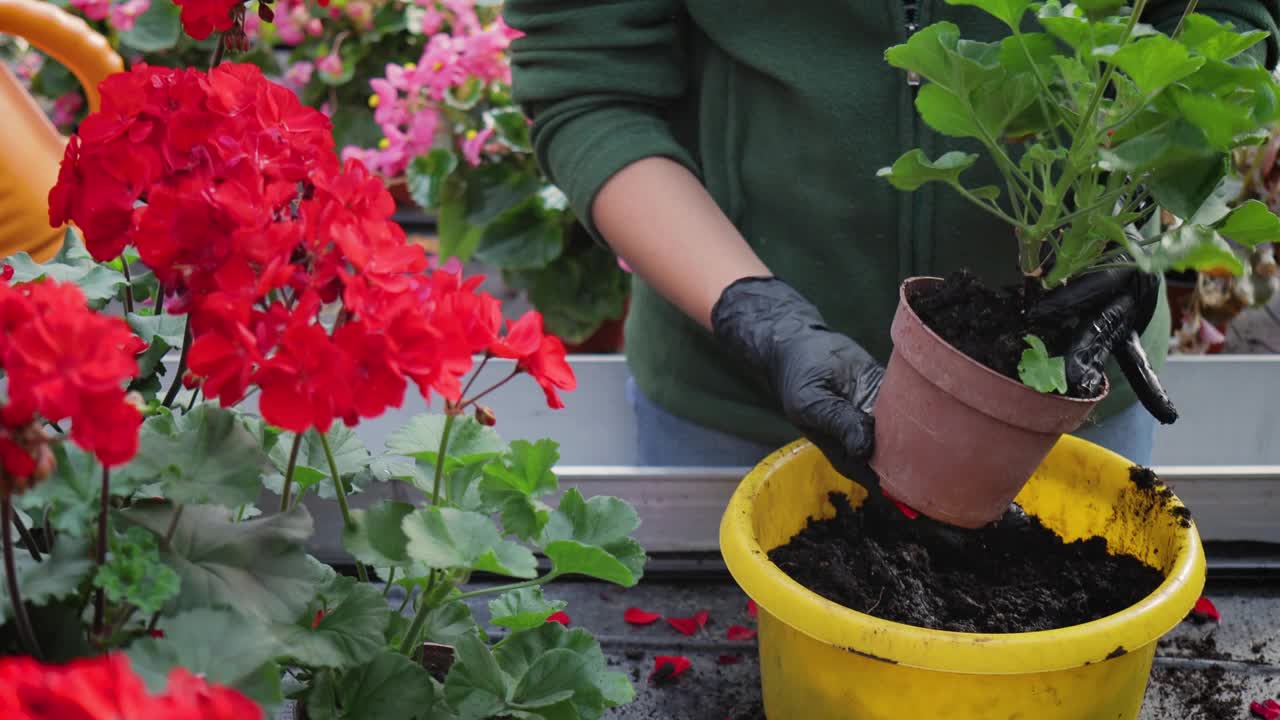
[1028,262,1178,424]
[710,276,885,484]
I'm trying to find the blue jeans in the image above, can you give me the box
[626,377,1155,468]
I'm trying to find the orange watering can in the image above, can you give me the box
[0,0,122,262]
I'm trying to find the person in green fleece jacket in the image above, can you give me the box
[503,2,1280,514]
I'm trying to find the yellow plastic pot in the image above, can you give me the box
[720,435,1205,719]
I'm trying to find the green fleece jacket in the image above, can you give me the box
[504,1,1280,448]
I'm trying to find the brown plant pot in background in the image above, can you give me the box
[869,277,1108,529]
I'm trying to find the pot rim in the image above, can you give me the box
[719,437,1206,675]
[894,277,1108,422]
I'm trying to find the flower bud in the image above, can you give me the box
[474,405,496,427]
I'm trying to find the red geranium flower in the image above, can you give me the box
[546,611,571,626]
[489,311,576,409]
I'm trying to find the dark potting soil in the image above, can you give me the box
[909,270,1089,397]
[1147,665,1250,719]
[768,492,1164,634]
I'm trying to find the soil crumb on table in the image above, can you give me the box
[1147,665,1250,719]
[769,492,1164,634]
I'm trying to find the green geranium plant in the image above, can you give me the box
[878,0,1280,390]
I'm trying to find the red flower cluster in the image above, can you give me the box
[0,652,261,720]
[50,63,574,435]
[171,0,246,40]
[0,279,143,492]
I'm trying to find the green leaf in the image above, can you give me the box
[127,313,187,380]
[408,149,460,210]
[1179,13,1269,62]
[4,229,127,308]
[885,22,962,90]
[15,443,99,538]
[0,537,93,625]
[1147,153,1230,221]
[1094,34,1206,96]
[1136,224,1245,275]
[537,489,645,586]
[273,574,390,670]
[877,149,979,191]
[514,238,630,345]
[487,108,532,153]
[117,503,324,623]
[445,632,512,720]
[1171,89,1259,150]
[1038,5,1158,54]
[494,623,634,712]
[489,588,567,631]
[94,526,180,616]
[265,426,370,501]
[1017,335,1068,394]
[343,500,414,568]
[474,540,539,579]
[330,107,383,151]
[403,507,503,570]
[474,195,567,271]
[335,650,439,720]
[945,0,1032,29]
[1214,199,1280,247]
[511,649,600,714]
[116,405,269,508]
[483,440,560,498]
[914,84,984,139]
[128,607,283,707]
[438,175,485,261]
[387,415,507,469]
[119,0,182,51]
[420,600,483,645]
[1073,0,1125,16]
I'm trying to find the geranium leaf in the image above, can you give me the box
[387,415,507,469]
[273,573,390,670]
[511,649,601,714]
[474,540,539,580]
[494,624,635,711]
[1215,199,1280,247]
[885,22,962,90]
[343,500,414,568]
[117,503,325,624]
[15,443,99,538]
[128,607,283,707]
[127,312,187,380]
[878,149,979,191]
[1137,224,1245,275]
[402,507,502,570]
[489,588,567,631]
[537,490,644,586]
[1179,14,1269,62]
[1094,34,1205,96]
[93,526,180,616]
[542,541,636,587]
[915,84,985,138]
[264,426,371,501]
[117,405,270,508]
[444,632,513,720]
[1017,335,1068,394]
[0,537,93,625]
[336,650,440,720]
[483,440,560,498]
[946,0,1033,29]
[420,599,483,645]
[4,229,126,309]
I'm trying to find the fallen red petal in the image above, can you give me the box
[727,625,758,641]
[1191,597,1221,623]
[746,599,758,619]
[667,610,710,636]
[546,611,571,626]
[694,610,709,627]
[717,654,742,665]
[624,608,662,626]
[649,655,692,685]
[1251,699,1280,720]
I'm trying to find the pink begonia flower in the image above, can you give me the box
[317,52,343,79]
[108,0,150,32]
[345,0,373,29]
[14,53,43,82]
[419,6,445,34]
[283,61,314,91]
[462,127,494,166]
[243,10,261,38]
[442,0,480,34]
[369,78,406,127]
[70,0,111,21]
[420,35,467,100]
[51,93,84,128]
[276,4,310,44]
[306,17,324,36]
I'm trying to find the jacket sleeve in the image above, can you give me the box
[1145,1,1280,67]
[503,0,698,238]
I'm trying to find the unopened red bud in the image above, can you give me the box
[182,372,200,389]
[475,405,496,426]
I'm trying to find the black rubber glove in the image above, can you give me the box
[1027,263,1178,424]
[710,276,885,484]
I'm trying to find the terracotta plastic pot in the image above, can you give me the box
[868,277,1107,528]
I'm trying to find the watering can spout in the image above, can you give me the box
[0,0,122,263]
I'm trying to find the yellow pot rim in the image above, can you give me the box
[719,437,1207,675]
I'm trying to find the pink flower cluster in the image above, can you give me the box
[341,1,522,177]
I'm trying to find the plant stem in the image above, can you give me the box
[12,511,41,563]
[319,431,367,583]
[92,466,110,636]
[948,183,1025,228]
[430,414,457,507]
[161,318,192,408]
[451,573,561,603]
[460,369,521,410]
[184,389,200,413]
[279,433,304,512]
[2,498,42,659]
[1172,0,1199,38]
[397,571,440,655]
[154,284,165,316]
[120,262,135,315]
[459,355,490,400]
[162,504,185,548]
[382,567,397,598]
[210,34,226,69]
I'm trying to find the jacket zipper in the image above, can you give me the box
[904,1,921,86]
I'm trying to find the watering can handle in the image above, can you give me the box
[0,0,123,112]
